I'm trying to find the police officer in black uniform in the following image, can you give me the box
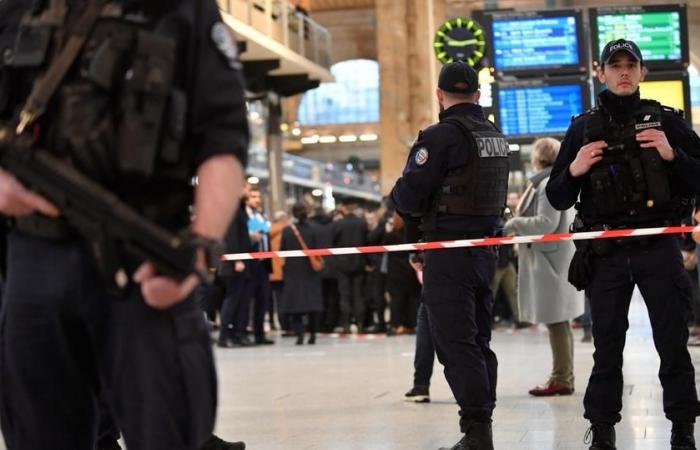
[390,61,509,450]
[546,39,700,450]
[0,0,249,449]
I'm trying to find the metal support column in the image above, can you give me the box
[266,93,286,214]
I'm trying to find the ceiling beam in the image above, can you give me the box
[308,0,375,12]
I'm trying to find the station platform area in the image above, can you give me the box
[211,289,700,450]
[2,289,699,449]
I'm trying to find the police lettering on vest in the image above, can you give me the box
[476,135,509,158]
[434,114,510,218]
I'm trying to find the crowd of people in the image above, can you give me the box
[201,185,424,347]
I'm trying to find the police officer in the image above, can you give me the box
[546,39,700,450]
[390,61,509,450]
[0,0,249,449]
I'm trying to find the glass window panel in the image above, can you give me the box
[299,59,380,125]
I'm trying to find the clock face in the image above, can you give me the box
[434,17,486,67]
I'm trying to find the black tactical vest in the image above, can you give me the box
[3,3,186,182]
[1,1,190,223]
[578,100,675,227]
[433,115,510,216]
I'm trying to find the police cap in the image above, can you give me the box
[438,61,478,94]
[600,39,643,66]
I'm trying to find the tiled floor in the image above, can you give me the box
[213,289,698,450]
[2,289,700,449]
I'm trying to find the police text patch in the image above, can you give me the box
[212,22,241,70]
[475,136,509,158]
[635,121,662,131]
[414,148,429,165]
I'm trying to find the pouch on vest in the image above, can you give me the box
[117,30,175,179]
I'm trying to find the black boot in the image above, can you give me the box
[201,434,246,450]
[438,420,493,450]
[671,422,696,450]
[584,423,616,450]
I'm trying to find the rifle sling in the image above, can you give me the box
[17,0,106,134]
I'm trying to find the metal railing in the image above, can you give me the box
[247,148,381,201]
[218,0,333,70]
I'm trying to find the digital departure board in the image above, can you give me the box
[494,80,590,141]
[591,5,688,69]
[486,9,586,78]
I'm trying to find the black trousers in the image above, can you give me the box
[0,232,216,450]
[337,271,366,328]
[219,276,247,341]
[389,283,419,328]
[245,263,271,340]
[584,235,700,424]
[413,302,435,388]
[364,270,387,327]
[423,246,497,428]
[321,278,340,331]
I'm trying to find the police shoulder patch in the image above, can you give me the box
[571,107,597,123]
[414,147,429,166]
[211,22,241,70]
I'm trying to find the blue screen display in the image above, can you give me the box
[493,16,580,70]
[498,84,584,136]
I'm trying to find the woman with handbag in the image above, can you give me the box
[280,203,325,345]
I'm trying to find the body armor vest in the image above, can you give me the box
[4,2,187,185]
[578,100,675,227]
[433,114,509,217]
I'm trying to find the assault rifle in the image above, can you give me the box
[0,128,210,288]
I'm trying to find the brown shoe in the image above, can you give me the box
[528,379,574,397]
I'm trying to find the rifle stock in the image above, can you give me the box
[0,129,200,282]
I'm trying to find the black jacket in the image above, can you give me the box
[332,213,368,273]
[382,229,421,294]
[390,103,501,237]
[218,200,250,278]
[309,212,338,279]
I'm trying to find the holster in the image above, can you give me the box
[568,245,592,291]
[568,216,597,290]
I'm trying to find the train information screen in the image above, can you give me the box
[492,15,580,70]
[496,83,586,138]
[595,11,682,62]
[639,80,685,112]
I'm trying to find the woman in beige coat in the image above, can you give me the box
[504,137,584,396]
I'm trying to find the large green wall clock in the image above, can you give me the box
[433,17,486,67]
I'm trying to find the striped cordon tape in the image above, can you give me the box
[221,225,700,262]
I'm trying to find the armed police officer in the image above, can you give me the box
[390,61,509,450]
[546,39,700,450]
[0,0,249,449]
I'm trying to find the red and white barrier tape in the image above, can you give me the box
[221,225,700,262]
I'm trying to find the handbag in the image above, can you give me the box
[289,223,325,272]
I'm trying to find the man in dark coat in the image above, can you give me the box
[217,193,253,347]
[332,200,369,333]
